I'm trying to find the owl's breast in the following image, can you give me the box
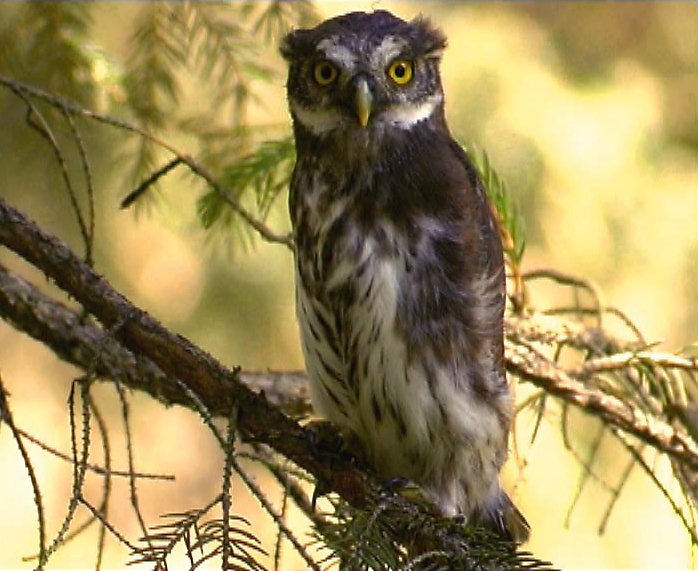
[295,232,397,431]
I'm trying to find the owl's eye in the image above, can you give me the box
[387,59,414,85]
[313,61,338,86]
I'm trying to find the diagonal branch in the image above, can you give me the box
[0,195,316,480]
[1,196,541,569]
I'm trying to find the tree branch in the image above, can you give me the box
[504,336,698,471]
[1,196,543,569]
[1,200,695,474]
[0,73,293,250]
[0,261,312,416]
[0,196,322,482]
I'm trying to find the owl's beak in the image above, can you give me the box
[354,77,373,128]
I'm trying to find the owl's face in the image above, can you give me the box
[281,11,447,139]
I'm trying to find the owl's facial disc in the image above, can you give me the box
[292,31,444,136]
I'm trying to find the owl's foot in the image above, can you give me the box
[304,419,368,467]
[304,420,369,509]
[379,477,440,516]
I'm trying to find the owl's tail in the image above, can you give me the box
[476,489,530,544]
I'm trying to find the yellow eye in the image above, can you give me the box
[387,59,413,85]
[313,60,338,86]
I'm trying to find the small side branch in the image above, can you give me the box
[505,338,698,472]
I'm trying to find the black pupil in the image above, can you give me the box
[320,65,333,80]
[394,63,406,77]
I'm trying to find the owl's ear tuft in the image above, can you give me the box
[409,15,447,58]
[280,29,313,61]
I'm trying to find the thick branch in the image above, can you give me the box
[0,262,312,416]
[0,197,335,489]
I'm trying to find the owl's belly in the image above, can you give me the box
[296,246,506,515]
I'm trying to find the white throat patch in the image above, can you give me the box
[291,92,442,136]
[381,93,443,129]
[290,101,345,136]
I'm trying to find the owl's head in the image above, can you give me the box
[280,11,447,139]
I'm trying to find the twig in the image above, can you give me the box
[0,374,48,569]
[80,497,138,552]
[221,404,238,571]
[612,428,698,544]
[120,157,183,209]
[178,153,294,248]
[62,107,96,266]
[0,73,293,250]
[43,376,92,563]
[16,428,174,480]
[112,377,156,558]
[574,351,698,377]
[232,455,322,571]
[523,268,604,327]
[86,396,110,570]
[505,338,698,471]
[7,84,93,261]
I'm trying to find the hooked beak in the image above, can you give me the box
[354,77,373,128]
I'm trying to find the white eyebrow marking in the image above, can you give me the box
[317,37,357,70]
[370,35,408,69]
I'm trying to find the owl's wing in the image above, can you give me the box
[450,138,508,376]
[448,138,507,291]
[394,132,508,395]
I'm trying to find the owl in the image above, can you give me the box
[281,10,529,543]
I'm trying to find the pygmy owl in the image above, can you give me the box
[281,10,529,543]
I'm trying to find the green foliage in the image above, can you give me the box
[197,138,295,240]
[311,494,554,571]
[114,3,310,232]
[243,1,318,43]
[129,501,266,570]
[312,500,405,570]
[11,4,95,104]
[467,144,526,265]
[124,4,184,129]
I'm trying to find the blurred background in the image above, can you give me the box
[0,1,696,568]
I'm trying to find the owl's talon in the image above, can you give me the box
[305,420,369,510]
[311,478,332,511]
[304,419,347,463]
[304,419,368,468]
[379,476,410,495]
[379,478,441,516]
